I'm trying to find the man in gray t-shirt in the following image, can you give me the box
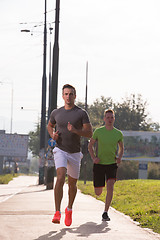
[47,84,92,226]
[49,105,90,153]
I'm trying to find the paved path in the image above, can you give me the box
[0,176,38,203]
[0,176,160,240]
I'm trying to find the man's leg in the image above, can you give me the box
[94,187,103,196]
[54,167,66,211]
[67,175,78,209]
[105,179,115,212]
[64,175,78,226]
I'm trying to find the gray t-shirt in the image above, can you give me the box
[49,105,90,153]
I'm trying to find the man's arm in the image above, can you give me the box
[116,141,124,164]
[88,137,100,164]
[47,120,59,141]
[67,122,93,138]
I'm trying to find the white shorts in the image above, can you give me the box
[52,147,83,179]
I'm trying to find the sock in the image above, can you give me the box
[56,210,61,214]
[67,207,72,211]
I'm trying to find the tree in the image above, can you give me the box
[88,96,113,130]
[150,122,160,131]
[78,94,150,131]
[113,94,150,130]
[28,123,40,156]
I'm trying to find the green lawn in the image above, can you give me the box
[77,179,160,234]
[0,174,18,184]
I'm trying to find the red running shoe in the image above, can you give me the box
[65,207,72,226]
[52,211,61,224]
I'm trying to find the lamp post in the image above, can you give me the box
[45,25,55,190]
[45,0,60,189]
[50,0,60,112]
[47,26,53,123]
[84,62,88,184]
[39,0,47,185]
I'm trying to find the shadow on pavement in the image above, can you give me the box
[34,221,110,240]
[0,187,47,198]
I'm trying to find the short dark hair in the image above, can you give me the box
[62,84,76,95]
[104,109,115,117]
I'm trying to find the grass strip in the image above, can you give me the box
[0,174,18,184]
[77,179,160,234]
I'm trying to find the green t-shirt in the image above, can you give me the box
[92,126,123,165]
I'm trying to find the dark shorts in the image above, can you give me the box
[93,163,118,188]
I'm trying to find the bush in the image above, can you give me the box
[148,162,160,179]
[117,160,139,180]
[0,174,17,184]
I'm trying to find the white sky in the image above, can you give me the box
[0,0,160,134]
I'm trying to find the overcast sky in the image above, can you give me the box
[0,0,160,134]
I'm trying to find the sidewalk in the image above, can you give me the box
[0,176,160,240]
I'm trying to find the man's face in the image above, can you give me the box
[104,112,115,126]
[62,88,76,106]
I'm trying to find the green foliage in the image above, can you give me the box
[113,94,150,130]
[78,94,151,131]
[28,123,40,156]
[0,174,17,184]
[88,96,113,130]
[148,163,160,179]
[150,122,160,131]
[117,160,139,180]
[77,179,160,234]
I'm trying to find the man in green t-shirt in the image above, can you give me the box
[88,109,124,221]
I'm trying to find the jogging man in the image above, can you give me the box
[88,109,124,221]
[47,84,92,226]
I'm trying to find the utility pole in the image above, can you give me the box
[45,26,54,190]
[51,0,60,112]
[47,26,53,123]
[39,0,47,184]
[84,61,88,184]
[85,62,88,112]
[46,0,60,189]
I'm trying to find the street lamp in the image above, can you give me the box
[44,0,60,190]
[39,0,47,185]
[50,0,60,113]
[47,25,53,123]
[84,62,88,185]
[21,29,30,33]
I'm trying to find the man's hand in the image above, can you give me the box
[67,122,76,133]
[116,157,122,164]
[93,157,100,164]
[53,130,59,141]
